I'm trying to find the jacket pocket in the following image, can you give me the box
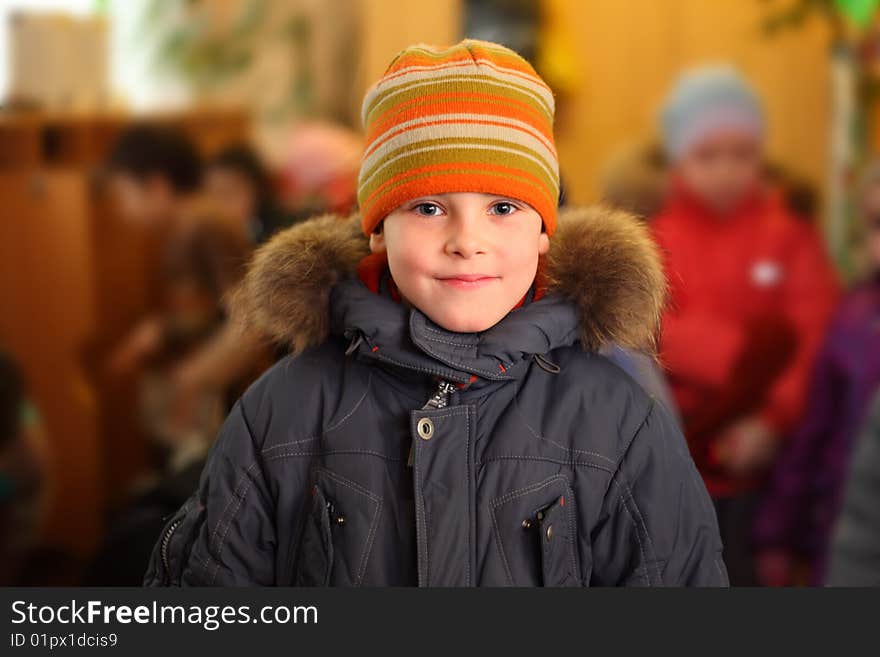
[490,475,581,587]
[292,467,382,587]
[157,494,206,586]
[292,485,334,586]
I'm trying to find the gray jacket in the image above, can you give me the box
[143,206,727,586]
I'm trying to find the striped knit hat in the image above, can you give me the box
[357,39,559,237]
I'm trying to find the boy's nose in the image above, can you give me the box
[444,216,487,258]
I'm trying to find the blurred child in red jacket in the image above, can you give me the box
[651,66,839,584]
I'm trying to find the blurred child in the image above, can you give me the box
[651,66,839,584]
[105,126,267,440]
[106,125,203,229]
[144,40,725,587]
[205,144,292,244]
[86,128,268,583]
[138,207,253,459]
[754,160,880,585]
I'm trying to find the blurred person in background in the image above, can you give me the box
[827,388,880,585]
[204,143,293,245]
[89,127,269,583]
[0,351,51,586]
[754,160,880,586]
[651,66,839,584]
[105,125,268,436]
[85,204,255,585]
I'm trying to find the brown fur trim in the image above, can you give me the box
[543,205,666,353]
[232,205,666,354]
[230,212,368,353]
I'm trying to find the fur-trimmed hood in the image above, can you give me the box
[232,205,666,379]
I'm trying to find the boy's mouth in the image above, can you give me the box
[435,274,499,290]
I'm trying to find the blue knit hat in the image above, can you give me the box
[661,65,764,161]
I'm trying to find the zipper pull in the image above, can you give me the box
[408,379,455,466]
[422,380,456,410]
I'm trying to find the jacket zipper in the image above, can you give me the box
[160,517,183,582]
[407,379,456,466]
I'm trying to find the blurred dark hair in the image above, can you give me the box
[207,144,276,218]
[106,125,202,194]
[600,141,669,220]
[0,352,24,448]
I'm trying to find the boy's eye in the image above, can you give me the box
[489,202,518,216]
[414,202,443,216]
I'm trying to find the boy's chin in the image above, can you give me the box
[422,306,509,334]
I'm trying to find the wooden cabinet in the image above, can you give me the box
[0,109,249,569]
[0,170,101,558]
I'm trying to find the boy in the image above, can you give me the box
[145,40,725,586]
[651,66,838,584]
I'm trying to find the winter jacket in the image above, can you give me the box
[757,276,880,582]
[651,185,839,497]
[143,206,727,587]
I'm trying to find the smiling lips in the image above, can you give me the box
[436,274,500,290]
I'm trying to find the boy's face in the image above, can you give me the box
[677,130,763,215]
[370,192,550,333]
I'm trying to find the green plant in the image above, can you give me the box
[137,0,315,117]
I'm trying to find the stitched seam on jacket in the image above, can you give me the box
[261,435,319,454]
[324,370,373,434]
[620,480,663,585]
[415,335,508,379]
[206,402,271,585]
[605,401,663,586]
[210,464,265,584]
[370,351,469,383]
[477,455,615,472]
[615,493,650,586]
[264,449,403,462]
[511,380,617,464]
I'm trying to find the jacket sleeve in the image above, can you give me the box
[590,400,728,586]
[826,393,880,586]
[143,400,277,586]
[760,229,839,436]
